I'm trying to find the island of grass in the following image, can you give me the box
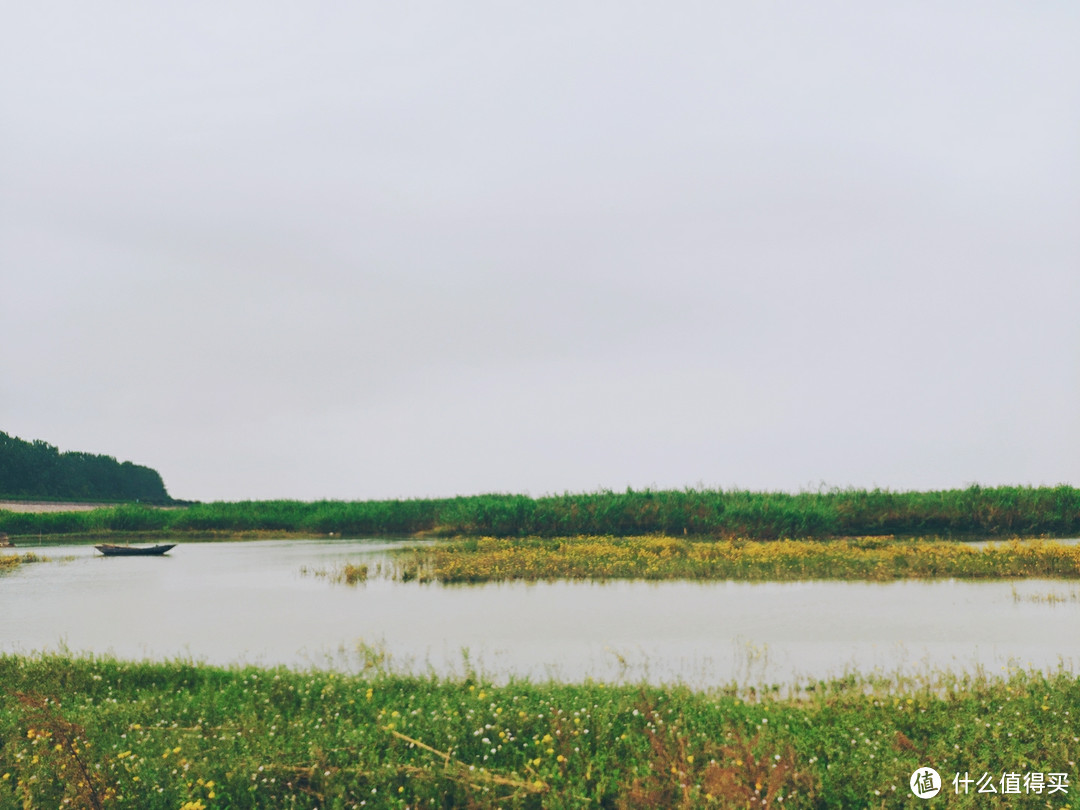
[384,535,1080,584]
[1,654,1077,809]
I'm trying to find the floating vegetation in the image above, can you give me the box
[389,536,1080,584]
[0,654,1078,808]
[0,552,47,572]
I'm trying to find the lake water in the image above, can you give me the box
[2,538,1079,686]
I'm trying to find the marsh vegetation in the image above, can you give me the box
[0,552,46,573]
[1,654,1077,809]
[386,536,1080,584]
[5,485,1080,541]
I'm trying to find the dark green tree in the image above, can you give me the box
[0,431,171,502]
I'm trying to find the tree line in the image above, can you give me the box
[0,431,171,503]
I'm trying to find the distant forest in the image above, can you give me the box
[0,431,171,503]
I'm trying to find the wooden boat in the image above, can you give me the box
[95,543,176,557]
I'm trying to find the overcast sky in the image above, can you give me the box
[2,2,1078,502]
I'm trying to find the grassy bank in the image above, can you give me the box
[386,536,1080,584]
[4,485,1080,541]
[0,655,1078,808]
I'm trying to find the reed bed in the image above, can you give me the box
[1,654,1078,808]
[4,485,1080,541]
[387,536,1080,584]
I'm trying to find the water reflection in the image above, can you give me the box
[2,538,1078,686]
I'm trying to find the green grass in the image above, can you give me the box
[1,654,1078,808]
[5,485,1080,541]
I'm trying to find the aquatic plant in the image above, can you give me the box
[301,562,371,586]
[341,563,368,585]
[1010,584,1080,605]
[0,552,46,573]
[389,536,1080,584]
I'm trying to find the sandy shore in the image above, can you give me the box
[0,500,116,513]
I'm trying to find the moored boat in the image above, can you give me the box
[95,543,176,557]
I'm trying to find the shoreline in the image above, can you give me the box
[0,499,124,513]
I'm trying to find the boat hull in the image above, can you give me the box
[95,544,176,557]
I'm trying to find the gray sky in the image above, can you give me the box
[3,2,1078,502]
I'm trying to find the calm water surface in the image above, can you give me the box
[2,538,1079,686]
